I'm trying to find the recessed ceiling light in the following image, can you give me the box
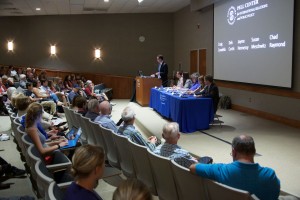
[36,8,41,11]
[104,0,109,2]
[138,0,143,3]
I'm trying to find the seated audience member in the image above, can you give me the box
[68,86,82,103]
[70,74,77,87]
[64,75,73,90]
[48,80,57,93]
[190,135,280,200]
[55,77,66,92]
[56,92,68,113]
[38,70,47,81]
[0,67,5,77]
[40,79,59,102]
[153,122,198,168]
[0,77,7,93]
[32,80,51,100]
[2,75,14,88]
[9,65,18,81]
[117,107,157,151]
[26,72,35,83]
[25,103,68,156]
[113,179,152,200]
[70,95,81,110]
[195,75,219,113]
[64,145,105,200]
[73,96,87,116]
[183,72,192,88]
[30,81,57,116]
[94,101,118,133]
[25,68,32,77]
[19,74,27,89]
[0,156,25,178]
[85,99,100,121]
[85,80,108,102]
[14,93,31,118]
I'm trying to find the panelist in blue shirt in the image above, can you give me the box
[188,72,200,91]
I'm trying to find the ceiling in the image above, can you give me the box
[0,0,190,16]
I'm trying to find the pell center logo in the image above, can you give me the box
[227,6,237,25]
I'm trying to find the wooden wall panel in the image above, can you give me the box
[190,50,198,74]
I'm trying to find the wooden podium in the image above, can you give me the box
[136,77,161,106]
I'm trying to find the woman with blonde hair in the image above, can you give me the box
[64,145,105,200]
[25,102,67,156]
[113,179,153,200]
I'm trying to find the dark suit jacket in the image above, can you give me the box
[158,62,168,86]
[196,83,220,113]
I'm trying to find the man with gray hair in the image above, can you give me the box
[19,74,27,89]
[85,99,100,121]
[190,135,280,200]
[153,122,198,168]
[117,106,157,151]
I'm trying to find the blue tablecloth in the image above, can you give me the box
[149,88,214,133]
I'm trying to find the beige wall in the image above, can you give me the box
[0,14,174,77]
[173,3,300,121]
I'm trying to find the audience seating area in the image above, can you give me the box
[6,101,259,200]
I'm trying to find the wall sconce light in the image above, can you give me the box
[8,41,14,51]
[50,45,56,55]
[95,49,101,59]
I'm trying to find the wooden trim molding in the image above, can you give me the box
[232,104,300,129]
[216,80,300,99]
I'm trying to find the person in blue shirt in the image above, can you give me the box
[94,101,118,133]
[190,135,280,200]
[188,72,200,91]
[64,144,105,200]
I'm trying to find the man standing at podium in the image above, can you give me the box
[152,55,168,87]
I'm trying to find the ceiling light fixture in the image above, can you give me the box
[138,0,143,3]
[104,0,109,2]
[36,8,41,11]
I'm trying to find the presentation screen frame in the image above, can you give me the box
[213,0,294,88]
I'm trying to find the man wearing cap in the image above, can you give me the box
[68,86,82,103]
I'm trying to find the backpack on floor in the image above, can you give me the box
[219,95,231,109]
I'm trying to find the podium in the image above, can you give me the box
[136,77,161,106]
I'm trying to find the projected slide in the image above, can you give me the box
[214,0,294,88]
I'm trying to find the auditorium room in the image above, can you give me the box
[0,0,299,199]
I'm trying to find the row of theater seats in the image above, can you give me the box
[6,103,72,200]
[62,105,259,200]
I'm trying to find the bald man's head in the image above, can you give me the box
[232,135,256,155]
[99,101,111,115]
